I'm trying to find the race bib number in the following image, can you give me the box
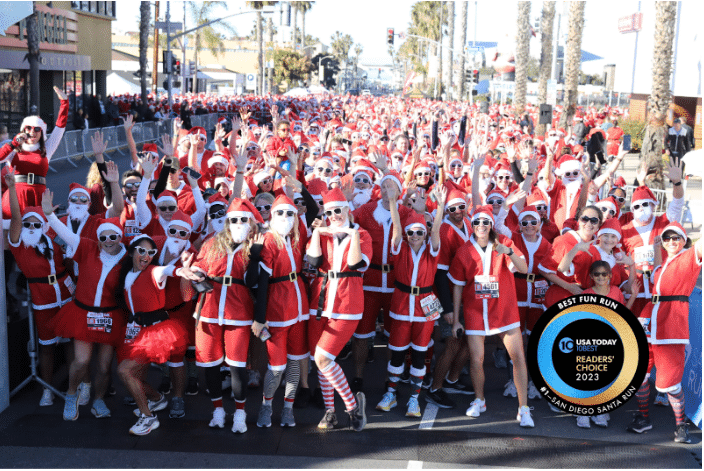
[638,317,651,339]
[475,275,499,299]
[533,279,549,302]
[125,322,141,343]
[63,276,76,295]
[634,245,655,273]
[420,293,443,322]
[124,220,141,237]
[87,312,112,333]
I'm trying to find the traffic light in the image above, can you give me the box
[464,68,471,83]
[174,59,181,75]
[162,51,172,74]
[472,69,479,84]
[387,28,394,45]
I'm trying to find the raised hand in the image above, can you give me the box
[494,242,512,255]
[215,122,226,141]
[505,189,527,207]
[139,153,156,176]
[101,160,120,183]
[3,167,15,189]
[157,133,174,157]
[667,156,683,183]
[91,130,107,155]
[231,116,242,135]
[41,189,56,216]
[53,86,67,101]
[124,113,134,132]
[630,279,642,297]
[341,179,355,202]
[173,116,182,135]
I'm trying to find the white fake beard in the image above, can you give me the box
[210,217,225,234]
[547,137,558,148]
[634,205,653,224]
[20,228,43,247]
[270,216,295,237]
[537,179,549,192]
[21,142,40,152]
[352,188,372,208]
[391,160,402,172]
[229,223,250,243]
[67,202,89,222]
[478,178,491,194]
[165,236,188,254]
[373,200,392,225]
[564,177,582,194]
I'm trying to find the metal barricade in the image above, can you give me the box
[624,184,668,215]
[141,121,157,143]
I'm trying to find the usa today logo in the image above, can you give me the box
[527,295,649,416]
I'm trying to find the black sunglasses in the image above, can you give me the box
[135,246,158,257]
[535,205,548,212]
[99,234,120,242]
[662,235,682,242]
[487,199,504,205]
[158,205,177,212]
[294,198,304,205]
[325,207,344,217]
[591,271,610,278]
[168,227,189,237]
[472,219,492,227]
[599,207,616,216]
[209,208,226,219]
[256,204,271,212]
[406,230,426,237]
[632,202,651,210]
[580,216,600,225]
[354,177,370,184]
[609,195,626,203]
[564,171,580,178]
[317,167,333,174]
[497,175,511,181]
[275,210,295,217]
[447,204,466,213]
[520,220,539,227]
[229,216,249,224]
[24,126,42,133]
[22,221,42,230]
[69,195,90,204]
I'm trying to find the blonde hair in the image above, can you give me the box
[86,162,101,188]
[206,218,256,267]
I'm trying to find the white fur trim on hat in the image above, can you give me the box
[518,211,541,223]
[404,222,427,232]
[597,227,621,240]
[97,222,123,237]
[379,173,402,192]
[559,159,581,173]
[69,187,90,198]
[21,116,47,139]
[272,204,298,214]
[471,211,494,225]
[227,210,254,218]
[253,170,271,186]
[445,198,466,209]
[662,224,687,240]
[208,155,229,168]
[22,211,45,222]
[155,194,177,205]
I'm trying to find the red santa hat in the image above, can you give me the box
[142,143,159,158]
[486,190,506,204]
[190,126,207,140]
[379,170,403,193]
[155,190,178,206]
[307,178,327,201]
[168,210,193,232]
[226,198,264,224]
[253,170,271,187]
[518,205,541,223]
[21,206,46,223]
[596,196,620,219]
[322,187,348,211]
[96,217,123,238]
[526,192,547,207]
[271,194,298,215]
[445,181,468,209]
[556,155,581,176]
[352,158,377,181]
[207,192,228,209]
[494,161,512,177]
[68,182,91,200]
[471,205,495,225]
[208,152,229,168]
[414,160,432,175]
[20,116,47,140]
[662,221,687,240]
[597,217,622,241]
[631,185,658,206]
[613,176,627,188]
[404,213,427,233]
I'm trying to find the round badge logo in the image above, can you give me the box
[527,294,649,416]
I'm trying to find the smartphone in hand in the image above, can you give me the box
[182,166,202,181]
[622,135,631,151]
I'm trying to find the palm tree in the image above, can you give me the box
[557,1,584,129]
[139,1,150,101]
[536,1,555,137]
[514,1,531,115]
[354,43,363,87]
[641,1,677,189]
[445,1,454,99]
[189,1,235,93]
[291,2,298,48]
[296,1,313,50]
[398,2,448,92]
[247,1,278,95]
[458,1,468,99]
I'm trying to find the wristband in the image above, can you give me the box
[526,172,533,176]
[437,164,444,168]
[507,249,514,256]
[673,181,682,186]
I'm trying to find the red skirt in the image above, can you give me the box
[54,301,127,347]
[117,318,189,364]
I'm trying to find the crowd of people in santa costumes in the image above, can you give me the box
[1,89,699,443]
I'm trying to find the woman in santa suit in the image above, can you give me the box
[628,222,702,444]
[41,189,127,422]
[447,205,535,428]
[248,195,309,428]
[538,205,604,307]
[115,235,189,436]
[575,218,636,292]
[376,185,446,418]
[306,187,372,432]
[177,199,262,434]
[1,86,68,224]
[5,173,72,407]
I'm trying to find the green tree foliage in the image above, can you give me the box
[272,49,313,87]
[397,1,449,75]
[330,31,354,62]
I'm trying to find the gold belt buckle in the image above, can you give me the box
[328,271,338,280]
[526,273,535,283]
[410,286,420,296]
[382,264,391,273]
[288,272,297,282]
[651,295,659,304]
[222,276,233,286]
[48,274,57,285]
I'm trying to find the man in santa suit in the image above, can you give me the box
[306,187,372,431]
[543,154,585,231]
[348,159,378,211]
[350,171,413,392]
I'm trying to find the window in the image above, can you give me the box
[0,71,28,134]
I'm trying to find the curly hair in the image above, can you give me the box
[206,218,256,267]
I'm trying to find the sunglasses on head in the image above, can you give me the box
[24,126,42,133]
[317,167,333,174]
[472,219,492,227]
[535,205,548,212]
[591,271,610,278]
[324,207,344,217]
[521,220,539,227]
[497,175,511,181]
[256,204,271,212]
[22,221,42,230]
[99,234,120,242]
[159,205,177,212]
[275,209,295,217]
[447,204,466,213]
[124,182,141,189]
[135,246,158,257]
[229,216,249,224]
[69,195,89,204]
[632,202,651,210]
[662,234,682,242]
[168,227,189,237]
[354,177,370,184]
[564,171,580,178]
[487,199,504,205]
[580,216,600,225]
[406,230,426,237]
[599,207,616,216]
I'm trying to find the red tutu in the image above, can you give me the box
[54,301,127,347]
[117,318,189,364]
[169,300,197,346]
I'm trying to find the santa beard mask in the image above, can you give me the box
[634,204,653,224]
[478,177,491,193]
[352,187,372,208]
[210,217,225,234]
[20,226,43,247]
[229,223,250,243]
[67,202,89,221]
[270,215,295,237]
[563,176,583,194]
[165,236,189,254]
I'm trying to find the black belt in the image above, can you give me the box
[394,280,433,296]
[129,309,170,327]
[370,263,394,273]
[165,301,187,313]
[14,173,46,185]
[651,295,689,304]
[315,270,363,320]
[636,269,653,276]
[270,272,303,284]
[27,271,67,285]
[74,298,119,313]
[209,276,246,287]
[514,273,544,283]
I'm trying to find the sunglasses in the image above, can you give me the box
[354,177,370,184]
[124,182,141,189]
[317,167,333,174]
[312,151,321,156]
[135,246,158,257]
[158,205,177,212]
[325,207,344,217]
[316,200,325,206]
[229,216,249,224]
[24,126,42,133]
[487,199,504,205]
[591,271,611,278]
[580,216,600,225]
[169,167,179,174]
[450,163,463,169]
[168,227,189,237]
[299,146,309,152]
[415,172,431,177]
[609,195,626,203]
[662,235,682,242]
[256,204,272,212]
[535,205,548,212]
[275,210,295,217]
[246,146,258,151]
[259,178,272,185]
[632,202,651,210]
[472,219,492,227]
[294,198,304,205]
[564,171,580,178]
[209,208,226,219]
[447,204,466,213]
[99,234,120,242]
[69,195,89,204]
[22,221,42,230]
[599,207,616,216]
[406,230,426,237]
[497,175,511,181]
[520,220,539,227]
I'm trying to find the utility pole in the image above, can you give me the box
[152,1,160,95]
[182,1,187,93]
[166,1,172,105]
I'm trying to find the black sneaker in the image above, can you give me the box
[313,387,325,409]
[185,377,199,396]
[366,345,375,363]
[425,388,455,409]
[318,409,337,429]
[347,392,367,432]
[293,387,312,409]
[158,377,171,395]
[338,343,352,361]
[169,397,185,419]
[106,385,116,397]
[674,423,691,443]
[442,379,474,395]
[350,377,364,394]
[626,414,653,434]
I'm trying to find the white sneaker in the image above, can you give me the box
[576,415,591,428]
[466,398,486,417]
[209,407,226,428]
[591,414,608,427]
[133,393,169,417]
[518,405,535,428]
[376,392,397,412]
[77,382,91,406]
[527,381,541,400]
[39,389,54,407]
[232,409,247,433]
[129,414,160,436]
[503,380,517,398]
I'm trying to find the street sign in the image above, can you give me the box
[539,104,553,125]
[246,73,257,91]
[155,21,182,32]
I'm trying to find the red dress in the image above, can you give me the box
[538,231,592,309]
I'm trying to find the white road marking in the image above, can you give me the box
[419,403,438,429]
[407,460,424,468]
